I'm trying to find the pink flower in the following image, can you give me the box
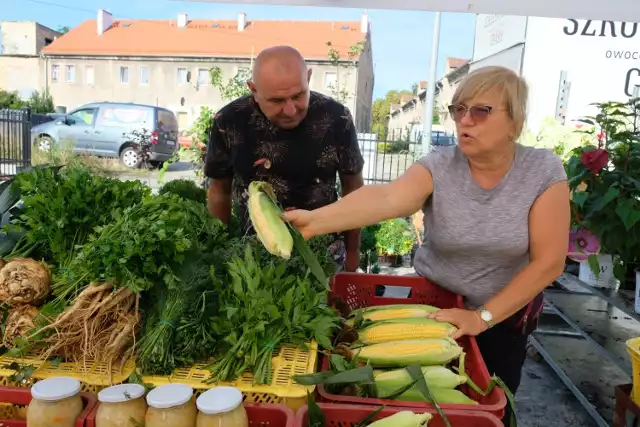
[568,227,600,262]
[581,149,609,174]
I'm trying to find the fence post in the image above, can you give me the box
[21,107,32,170]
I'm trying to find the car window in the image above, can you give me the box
[67,108,98,126]
[157,109,178,132]
[98,106,152,130]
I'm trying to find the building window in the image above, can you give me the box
[176,67,188,85]
[324,72,337,91]
[51,64,60,82]
[120,66,129,84]
[44,37,53,46]
[85,65,95,85]
[140,66,149,85]
[197,68,209,86]
[65,65,75,83]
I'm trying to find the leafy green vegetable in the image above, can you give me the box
[53,194,227,298]
[206,244,340,384]
[158,179,206,204]
[8,163,150,262]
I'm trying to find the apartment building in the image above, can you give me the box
[387,58,470,140]
[0,21,61,98]
[37,10,374,132]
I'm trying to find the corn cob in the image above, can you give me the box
[368,411,432,427]
[248,181,293,259]
[374,365,466,392]
[354,337,462,367]
[378,386,478,405]
[348,304,440,325]
[358,318,456,344]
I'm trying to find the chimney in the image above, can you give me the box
[419,80,427,90]
[177,13,188,28]
[238,12,247,31]
[360,11,369,33]
[97,9,113,35]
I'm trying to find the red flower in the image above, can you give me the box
[581,149,609,174]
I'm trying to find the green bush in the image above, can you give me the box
[375,218,415,256]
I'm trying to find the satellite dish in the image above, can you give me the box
[186,71,192,83]
[180,97,185,106]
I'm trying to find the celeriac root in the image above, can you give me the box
[33,282,139,375]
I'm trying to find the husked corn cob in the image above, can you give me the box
[248,181,293,259]
[378,386,478,405]
[354,337,462,367]
[374,365,466,392]
[358,318,456,344]
[348,304,440,325]
[368,411,433,427]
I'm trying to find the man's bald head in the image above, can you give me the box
[248,46,312,129]
[252,46,308,83]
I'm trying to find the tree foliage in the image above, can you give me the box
[0,89,55,113]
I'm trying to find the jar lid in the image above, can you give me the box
[98,384,145,403]
[146,384,193,409]
[31,377,81,402]
[196,386,243,415]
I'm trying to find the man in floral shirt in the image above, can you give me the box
[204,45,365,272]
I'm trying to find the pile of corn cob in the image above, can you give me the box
[347,304,479,405]
[368,411,432,426]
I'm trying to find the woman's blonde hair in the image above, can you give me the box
[451,66,529,140]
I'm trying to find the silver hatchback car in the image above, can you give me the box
[30,102,179,168]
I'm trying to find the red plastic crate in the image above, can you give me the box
[324,273,507,419]
[295,403,503,427]
[0,386,96,427]
[86,402,294,427]
[329,273,464,312]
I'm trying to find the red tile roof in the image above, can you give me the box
[447,57,469,69]
[42,18,367,60]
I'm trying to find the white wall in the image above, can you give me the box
[470,44,525,74]
[473,14,528,62]
[522,17,640,132]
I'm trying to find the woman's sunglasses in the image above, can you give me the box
[448,104,494,123]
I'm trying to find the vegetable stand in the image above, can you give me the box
[317,273,507,419]
[141,342,318,410]
[295,403,503,427]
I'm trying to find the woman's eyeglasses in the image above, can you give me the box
[448,105,493,123]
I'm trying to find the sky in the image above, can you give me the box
[3,0,477,99]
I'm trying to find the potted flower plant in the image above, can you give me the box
[565,100,640,289]
[374,218,415,267]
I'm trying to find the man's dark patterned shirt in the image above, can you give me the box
[204,91,365,233]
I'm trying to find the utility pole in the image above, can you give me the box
[421,12,441,153]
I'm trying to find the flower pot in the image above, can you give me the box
[578,253,614,288]
[378,254,399,267]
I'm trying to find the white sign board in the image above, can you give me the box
[181,0,640,23]
[473,14,528,62]
[522,17,640,130]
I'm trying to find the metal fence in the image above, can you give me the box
[357,129,457,183]
[0,108,32,179]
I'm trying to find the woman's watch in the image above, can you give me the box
[477,306,494,328]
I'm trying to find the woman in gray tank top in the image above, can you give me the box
[285,65,570,408]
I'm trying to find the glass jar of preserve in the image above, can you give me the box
[196,386,248,427]
[27,377,84,427]
[145,383,197,427]
[96,384,147,427]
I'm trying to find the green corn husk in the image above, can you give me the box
[375,365,466,392]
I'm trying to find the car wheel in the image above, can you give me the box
[120,146,141,169]
[37,136,53,152]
